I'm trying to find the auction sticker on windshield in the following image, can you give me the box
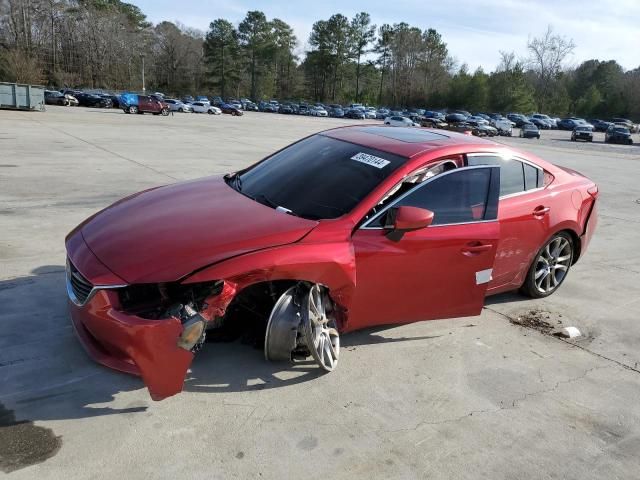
[351,152,390,169]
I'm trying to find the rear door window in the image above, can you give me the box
[467,155,543,196]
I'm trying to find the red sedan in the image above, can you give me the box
[65,126,598,400]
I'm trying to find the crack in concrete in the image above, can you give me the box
[394,366,610,436]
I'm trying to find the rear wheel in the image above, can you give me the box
[521,232,574,298]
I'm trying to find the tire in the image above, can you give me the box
[128,106,138,114]
[161,108,169,116]
[521,232,574,298]
[208,109,213,114]
[178,108,183,113]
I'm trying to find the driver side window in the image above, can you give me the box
[366,166,499,227]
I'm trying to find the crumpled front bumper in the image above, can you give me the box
[69,289,194,400]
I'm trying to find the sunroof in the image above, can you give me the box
[357,126,450,143]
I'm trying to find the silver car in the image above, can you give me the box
[165,99,192,113]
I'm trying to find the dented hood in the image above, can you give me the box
[81,176,318,283]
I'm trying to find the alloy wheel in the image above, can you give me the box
[534,236,572,294]
[302,284,340,371]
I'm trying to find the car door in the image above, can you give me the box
[466,154,549,291]
[348,165,501,330]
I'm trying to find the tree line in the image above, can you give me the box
[1,0,638,119]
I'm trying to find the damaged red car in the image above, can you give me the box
[65,126,598,400]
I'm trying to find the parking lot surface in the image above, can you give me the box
[1,107,640,479]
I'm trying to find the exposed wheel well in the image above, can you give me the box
[208,280,307,346]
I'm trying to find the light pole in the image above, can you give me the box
[141,54,146,94]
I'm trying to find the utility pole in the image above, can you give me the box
[141,54,146,93]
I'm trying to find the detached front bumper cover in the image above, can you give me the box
[69,289,194,401]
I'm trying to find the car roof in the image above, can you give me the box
[320,126,498,158]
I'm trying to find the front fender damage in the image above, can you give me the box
[79,242,357,401]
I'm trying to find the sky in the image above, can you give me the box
[128,0,640,72]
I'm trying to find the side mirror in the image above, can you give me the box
[385,206,434,241]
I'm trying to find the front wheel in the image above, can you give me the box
[207,109,213,114]
[521,232,574,298]
[128,106,138,114]
[161,108,169,116]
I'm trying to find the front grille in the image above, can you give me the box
[67,259,94,305]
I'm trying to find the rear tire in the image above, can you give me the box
[521,232,574,299]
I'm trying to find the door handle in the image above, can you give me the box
[533,205,550,217]
[461,242,493,256]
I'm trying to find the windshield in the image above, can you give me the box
[230,134,406,220]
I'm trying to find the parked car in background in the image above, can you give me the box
[244,101,258,111]
[329,107,345,118]
[120,93,169,115]
[279,103,294,114]
[45,90,69,105]
[529,117,551,129]
[611,118,638,133]
[220,103,243,116]
[226,99,243,110]
[165,99,192,113]
[419,117,448,129]
[365,107,377,119]
[195,95,209,102]
[506,113,529,127]
[446,122,474,135]
[376,108,390,119]
[571,126,594,142]
[76,92,113,108]
[182,95,194,104]
[531,114,556,129]
[605,125,633,144]
[557,118,581,130]
[519,123,540,139]
[445,113,467,124]
[190,102,221,114]
[467,120,497,137]
[385,116,418,127]
[309,106,328,117]
[588,119,612,132]
[345,108,366,119]
[493,118,513,136]
[259,101,277,113]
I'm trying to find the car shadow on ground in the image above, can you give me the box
[484,291,531,306]
[1,266,447,421]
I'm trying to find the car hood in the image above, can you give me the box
[79,176,318,283]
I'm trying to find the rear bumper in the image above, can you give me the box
[69,289,193,401]
[579,200,598,260]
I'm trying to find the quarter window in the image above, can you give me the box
[467,155,543,196]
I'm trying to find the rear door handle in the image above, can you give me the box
[461,242,493,256]
[533,206,550,217]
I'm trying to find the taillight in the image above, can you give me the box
[587,185,599,199]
